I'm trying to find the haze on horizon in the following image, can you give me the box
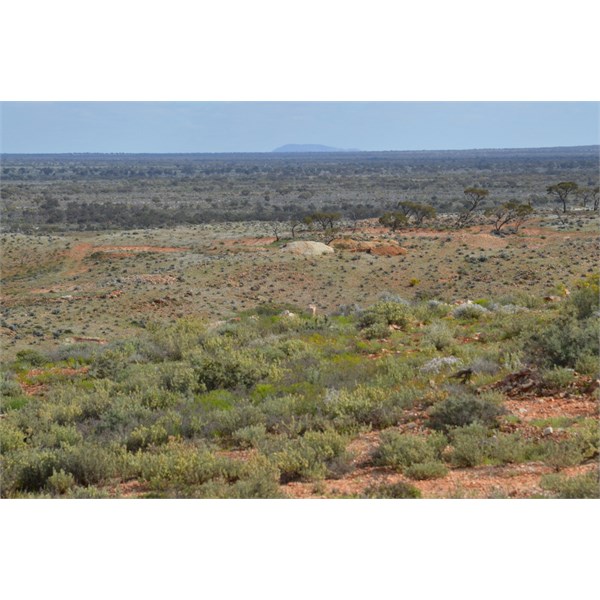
[1,101,598,154]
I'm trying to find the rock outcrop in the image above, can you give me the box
[281,241,334,256]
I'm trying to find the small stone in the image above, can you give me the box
[543,426,554,436]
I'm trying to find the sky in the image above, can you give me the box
[1,101,598,154]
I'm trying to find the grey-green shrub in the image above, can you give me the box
[448,424,492,468]
[404,461,449,480]
[540,471,600,499]
[362,481,422,498]
[422,322,455,351]
[524,312,599,369]
[427,392,506,432]
[374,431,446,471]
[269,430,351,483]
[452,303,488,320]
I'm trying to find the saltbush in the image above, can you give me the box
[524,312,599,369]
[422,322,455,351]
[359,302,412,332]
[269,430,351,483]
[362,481,422,499]
[373,431,446,471]
[404,461,449,480]
[448,423,491,467]
[427,393,506,432]
[540,471,600,499]
[451,303,488,320]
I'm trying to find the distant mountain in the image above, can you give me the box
[272,144,360,153]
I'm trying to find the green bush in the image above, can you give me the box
[15,349,48,367]
[159,363,200,394]
[404,461,449,480]
[452,303,488,320]
[324,386,406,431]
[0,394,30,412]
[145,318,206,360]
[567,275,599,320]
[31,423,84,449]
[1,449,61,494]
[374,431,437,471]
[55,444,125,487]
[359,302,412,332]
[362,481,422,498]
[541,367,576,388]
[361,321,392,340]
[270,430,352,483]
[134,441,232,490]
[68,486,112,499]
[127,423,170,452]
[187,347,274,391]
[524,312,599,369]
[422,322,455,351]
[448,424,492,468]
[485,432,540,465]
[427,393,506,432]
[231,424,268,449]
[46,468,76,495]
[90,342,140,379]
[573,419,599,460]
[206,456,283,499]
[540,471,600,499]
[0,419,29,452]
[0,372,23,397]
[540,438,587,471]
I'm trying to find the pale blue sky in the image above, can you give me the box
[1,101,597,153]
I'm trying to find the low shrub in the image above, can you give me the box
[541,367,576,388]
[540,438,588,471]
[0,421,28,452]
[404,461,449,480]
[362,481,422,498]
[134,441,233,490]
[269,430,352,483]
[422,322,455,351]
[567,274,599,320]
[524,312,599,369]
[359,301,412,333]
[31,423,84,449]
[46,468,76,495]
[1,449,61,494]
[15,349,48,367]
[324,386,407,431]
[231,424,269,449]
[374,431,435,470]
[0,372,24,397]
[540,471,600,499]
[448,424,492,468]
[452,303,488,320]
[187,347,274,391]
[427,393,506,432]
[144,318,206,360]
[373,431,447,472]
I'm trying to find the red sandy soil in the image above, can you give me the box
[62,243,188,275]
[19,366,90,396]
[505,395,598,422]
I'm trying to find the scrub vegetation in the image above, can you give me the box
[1,148,598,498]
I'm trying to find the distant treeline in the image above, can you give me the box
[1,147,598,232]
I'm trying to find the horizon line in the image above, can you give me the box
[2,143,599,156]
